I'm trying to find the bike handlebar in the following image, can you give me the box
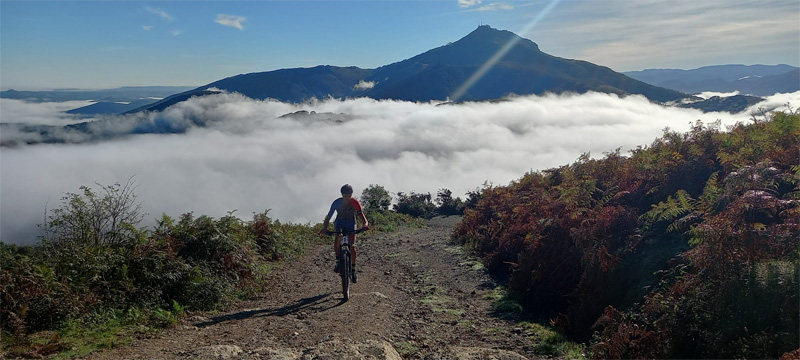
[326,228,367,236]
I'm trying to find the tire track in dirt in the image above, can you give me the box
[86,217,543,359]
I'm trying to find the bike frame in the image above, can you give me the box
[328,228,365,301]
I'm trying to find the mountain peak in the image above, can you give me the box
[392,25,542,69]
[457,25,540,52]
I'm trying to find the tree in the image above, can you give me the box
[360,184,392,212]
[394,191,436,218]
[435,188,465,215]
[43,178,145,247]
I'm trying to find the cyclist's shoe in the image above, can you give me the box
[333,260,340,273]
[352,265,358,283]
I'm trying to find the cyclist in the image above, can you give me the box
[321,184,369,282]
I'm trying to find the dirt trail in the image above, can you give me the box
[86,217,542,359]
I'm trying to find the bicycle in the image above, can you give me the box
[327,228,366,301]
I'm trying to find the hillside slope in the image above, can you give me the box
[453,110,800,359]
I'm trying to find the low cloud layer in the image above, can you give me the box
[2,91,798,244]
[0,99,93,126]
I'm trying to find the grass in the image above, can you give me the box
[479,286,585,358]
[420,294,451,306]
[445,242,486,271]
[421,293,466,316]
[3,308,164,360]
[459,259,486,271]
[364,210,426,234]
[484,327,502,334]
[394,340,418,357]
[483,286,524,314]
[432,307,465,316]
[515,321,587,359]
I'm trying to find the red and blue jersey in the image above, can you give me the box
[326,197,363,223]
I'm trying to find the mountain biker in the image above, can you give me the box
[320,184,369,282]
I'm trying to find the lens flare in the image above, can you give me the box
[450,0,563,102]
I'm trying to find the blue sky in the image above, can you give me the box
[1,0,798,90]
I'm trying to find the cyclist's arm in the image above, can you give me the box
[352,198,369,229]
[321,199,339,232]
[322,215,331,233]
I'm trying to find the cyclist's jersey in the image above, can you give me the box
[326,197,363,223]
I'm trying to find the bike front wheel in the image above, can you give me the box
[340,251,350,301]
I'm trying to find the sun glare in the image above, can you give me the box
[450,0,564,102]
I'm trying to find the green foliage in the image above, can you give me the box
[1,190,331,358]
[364,209,425,232]
[2,179,425,358]
[43,178,145,247]
[151,300,185,328]
[393,188,468,218]
[435,188,466,216]
[641,189,698,233]
[394,191,437,218]
[453,110,800,358]
[360,184,392,212]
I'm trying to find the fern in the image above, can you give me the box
[642,190,697,231]
[698,172,723,214]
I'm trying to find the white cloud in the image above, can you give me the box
[171,29,182,36]
[530,0,800,71]
[354,80,376,90]
[215,14,246,30]
[458,0,482,8]
[142,25,152,31]
[2,91,798,244]
[696,91,740,100]
[145,7,173,21]
[0,99,92,126]
[474,2,515,11]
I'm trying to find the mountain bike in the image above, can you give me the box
[327,228,366,301]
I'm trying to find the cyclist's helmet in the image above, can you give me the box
[341,184,354,195]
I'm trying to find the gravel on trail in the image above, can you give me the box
[85,217,548,359]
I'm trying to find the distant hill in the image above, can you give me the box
[133,26,686,113]
[624,65,799,96]
[680,94,764,113]
[66,98,160,115]
[0,86,195,103]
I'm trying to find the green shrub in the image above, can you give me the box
[435,188,466,216]
[394,191,436,218]
[361,184,392,212]
[365,209,425,232]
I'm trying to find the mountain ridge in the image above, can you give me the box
[130,26,686,113]
[624,64,799,95]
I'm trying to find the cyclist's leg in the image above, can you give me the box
[334,233,342,257]
[348,233,357,265]
[336,219,357,265]
[333,223,345,272]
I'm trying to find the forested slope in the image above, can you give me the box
[453,110,800,359]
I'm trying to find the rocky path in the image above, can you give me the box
[86,217,545,359]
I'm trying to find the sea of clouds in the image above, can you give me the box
[2,91,798,244]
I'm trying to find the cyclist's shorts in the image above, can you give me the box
[334,219,356,232]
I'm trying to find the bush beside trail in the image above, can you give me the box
[0,182,424,359]
[1,204,315,357]
[453,110,800,359]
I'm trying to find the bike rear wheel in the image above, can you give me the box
[340,250,350,301]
